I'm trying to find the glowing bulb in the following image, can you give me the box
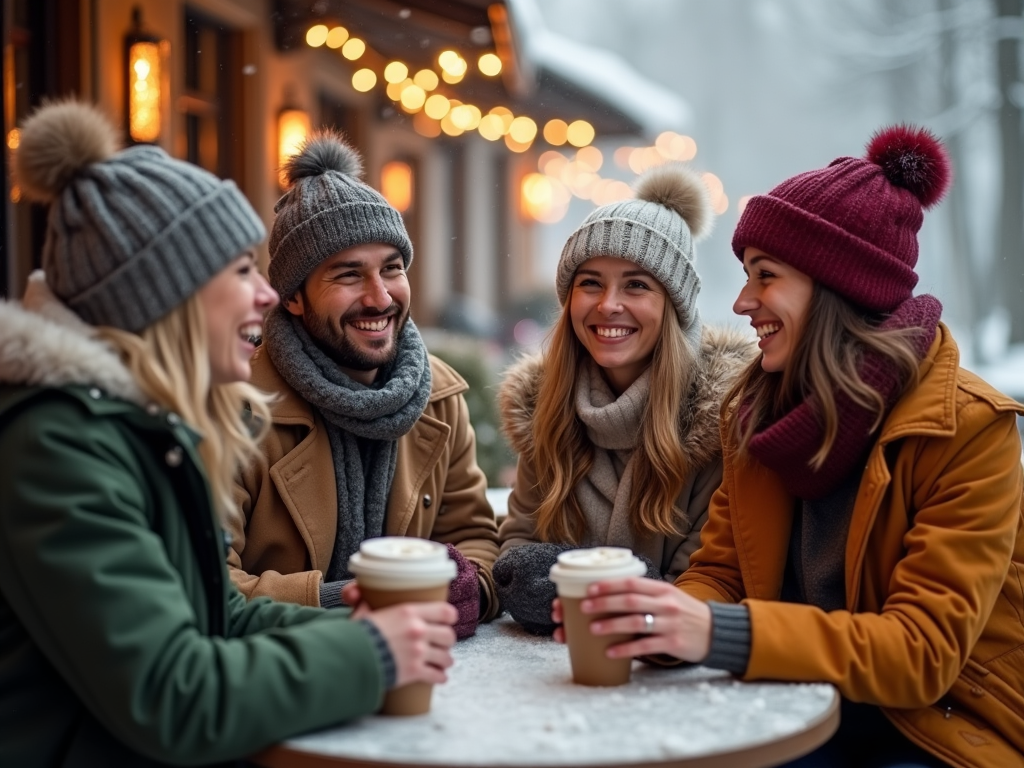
[490,107,514,133]
[326,26,349,49]
[306,25,329,47]
[543,119,568,146]
[342,38,365,60]
[478,114,505,141]
[504,133,532,153]
[566,120,595,148]
[508,116,537,144]
[413,69,438,91]
[441,69,464,84]
[478,52,502,76]
[424,94,451,120]
[384,61,409,84]
[438,50,461,72]
[440,111,465,136]
[400,84,426,111]
[352,68,377,92]
[386,78,412,101]
[381,161,413,213]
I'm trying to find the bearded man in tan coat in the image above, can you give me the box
[228,131,499,637]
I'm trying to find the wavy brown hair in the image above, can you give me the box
[528,297,697,544]
[101,296,273,521]
[727,284,924,469]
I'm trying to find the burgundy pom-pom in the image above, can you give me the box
[865,124,951,209]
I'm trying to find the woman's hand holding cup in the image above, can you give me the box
[343,582,457,688]
[551,576,713,663]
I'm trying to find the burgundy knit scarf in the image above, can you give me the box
[744,295,942,500]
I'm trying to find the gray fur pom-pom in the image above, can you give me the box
[634,164,713,241]
[281,128,363,187]
[13,99,119,203]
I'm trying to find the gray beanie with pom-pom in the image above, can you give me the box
[556,163,712,350]
[12,99,265,333]
[269,129,413,299]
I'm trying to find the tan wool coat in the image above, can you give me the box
[679,325,1024,768]
[228,347,501,620]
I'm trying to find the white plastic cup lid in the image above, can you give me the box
[348,537,456,585]
[548,546,645,593]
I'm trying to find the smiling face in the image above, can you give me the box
[284,242,411,385]
[198,252,280,385]
[569,256,667,394]
[733,247,815,373]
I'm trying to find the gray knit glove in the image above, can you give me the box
[493,543,572,635]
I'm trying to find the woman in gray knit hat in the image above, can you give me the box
[0,100,456,767]
[493,164,754,635]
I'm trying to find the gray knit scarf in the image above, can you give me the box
[573,360,649,549]
[264,306,432,580]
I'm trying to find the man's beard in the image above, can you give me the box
[302,301,408,373]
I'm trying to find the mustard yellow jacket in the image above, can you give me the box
[678,325,1024,768]
[228,347,500,619]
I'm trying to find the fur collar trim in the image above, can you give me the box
[0,271,144,404]
[499,325,756,472]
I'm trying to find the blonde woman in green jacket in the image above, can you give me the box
[0,101,456,767]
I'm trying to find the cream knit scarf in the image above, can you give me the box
[573,359,649,549]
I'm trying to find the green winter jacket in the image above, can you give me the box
[0,274,386,767]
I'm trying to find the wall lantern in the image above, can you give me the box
[381,160,413,213]
[125,7,163,144]
[278,107,311,188]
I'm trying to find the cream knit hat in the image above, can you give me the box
[556,164,712,350]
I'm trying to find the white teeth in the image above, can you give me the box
[352,318,390,332]
[595,327,635,338]
[239,324,262,342]
[756,323,780,339]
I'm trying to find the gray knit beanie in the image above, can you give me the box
[556,164,712,350]
[269,130,413,299]
[12,100,266,333]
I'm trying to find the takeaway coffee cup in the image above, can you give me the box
[549,547,646,686]
[348,537,457,715]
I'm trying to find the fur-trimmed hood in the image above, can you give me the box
[499,325,756,472]
[0,270,143,403]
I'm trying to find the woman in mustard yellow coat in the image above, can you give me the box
[554,126,1024,768]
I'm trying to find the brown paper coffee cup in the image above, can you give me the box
[348,537,457,716]
[549,547,646,687]
[359,582,451,715]
[560,596,635,686]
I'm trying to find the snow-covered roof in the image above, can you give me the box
[507,0,693,136]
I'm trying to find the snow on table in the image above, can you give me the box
[281,617,836,766]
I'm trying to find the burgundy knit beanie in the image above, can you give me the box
[732,125,951,313]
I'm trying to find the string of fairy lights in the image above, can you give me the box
[303,22,734,225]
[304,22,596,152]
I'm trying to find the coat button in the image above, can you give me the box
[146,403,160,416]
[423,494,432,509]
[165,446,183,467]
[88,387,102,399]
[166,413,181,426]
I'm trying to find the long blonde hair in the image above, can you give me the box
[727,284,923,468]
[101,295,272,520]
[528,297,697,544]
